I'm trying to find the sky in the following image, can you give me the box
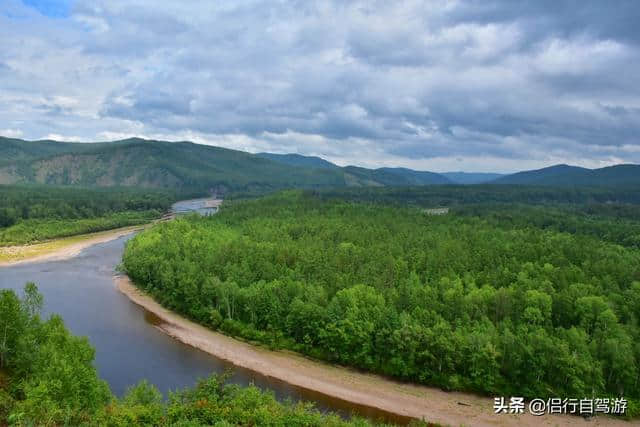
[1,0,639,173]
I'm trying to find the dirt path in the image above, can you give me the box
[0,225,143,267]
[115,275,629,427]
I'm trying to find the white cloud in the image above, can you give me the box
[42,133,86,142]
[0,0,639,171]
[1,128,23,138]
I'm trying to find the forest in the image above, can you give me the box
[0,185,182,245]
[123,190,640,417]
[308,184,640,206]
[0,284,394,426]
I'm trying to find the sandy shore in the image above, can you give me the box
[115,275,628,427]
[0,226,142,267]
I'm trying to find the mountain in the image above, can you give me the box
[0,137,94,166]
[340,166,451,186]
[375,167,452,185]
[0,137,346,192]
[441,172,504,184]
[495,164,640,186]
[5,137,635,191]
[0,137,450,192]
[256,153,339,169]
[258,152,452,185]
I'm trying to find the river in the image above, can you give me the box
[0,202,410,424]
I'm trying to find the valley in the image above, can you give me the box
[2,2,639,425]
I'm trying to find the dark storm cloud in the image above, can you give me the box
[448,0,640,45]
[1,0,639,171]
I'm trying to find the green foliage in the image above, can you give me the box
[0,184,181,244]
[0,137,453,193]
[123,190,640,408]
[0,284,110,425]
[312,184,640,205]
[15,315,112,424]
[455,203,640,249]
[493,164,640,187]
[0,211,158,245]
[0,284,397,426]
[100,375,384,427]
[0,184,178,224]
[0,137,351,192]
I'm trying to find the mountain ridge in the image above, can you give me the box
[256,153,452,185]
[494,163,640,186]
[2,137,638,190]
[0,137,453,191]
[441,172,505,184]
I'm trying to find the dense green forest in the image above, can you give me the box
[0,212,159,246]
[454,203,640,249]
[308,185,640,248]
[0,284,396,426]
[310,184,640,205]
[0,185,181,245]
[123,191,640,416]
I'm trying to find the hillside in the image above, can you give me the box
[256,152,340,169]
[0,137,452,192]
[258,152,452,185]
[376,167,452,185]
[0,137,95,166]
[495,164,640,186]
[343,166,451,186]
[0,137,350,192]
[4,137,637,191]
[441,172,504,184]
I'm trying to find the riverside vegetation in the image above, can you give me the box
[0,185,181,245]
[0,284,396,426]
[123,190,640,417]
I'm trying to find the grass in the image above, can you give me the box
[0,211,160,246]
[0,224,145,265]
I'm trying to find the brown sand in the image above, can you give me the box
[116,275,629,427]
[0,226,142,267]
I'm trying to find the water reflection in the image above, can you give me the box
[0,234,411,424]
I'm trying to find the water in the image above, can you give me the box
[0,233,411,424]
[171,198,218,216]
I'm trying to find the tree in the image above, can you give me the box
[0,290,25,369]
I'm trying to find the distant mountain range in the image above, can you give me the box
[493,164,640,186]
[0,137,347,192]
[258,153,493,184]
[440,172,505,184]
[1,136,638,192]
[258,152,640,187]
[257,153,451,185]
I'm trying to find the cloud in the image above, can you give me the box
[1,128,23,138]
[0,0,639,172]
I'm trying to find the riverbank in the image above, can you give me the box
[115,275,628,427]
[0,225,143,267]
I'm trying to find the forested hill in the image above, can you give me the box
[343,166,452,185]
[256,152,340,169]
[257,153,453,185]
[441,172,504,184]
[0,137,453,192]
[0,137,346,192]
[494,164,640,186]
[4,137,637,191]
